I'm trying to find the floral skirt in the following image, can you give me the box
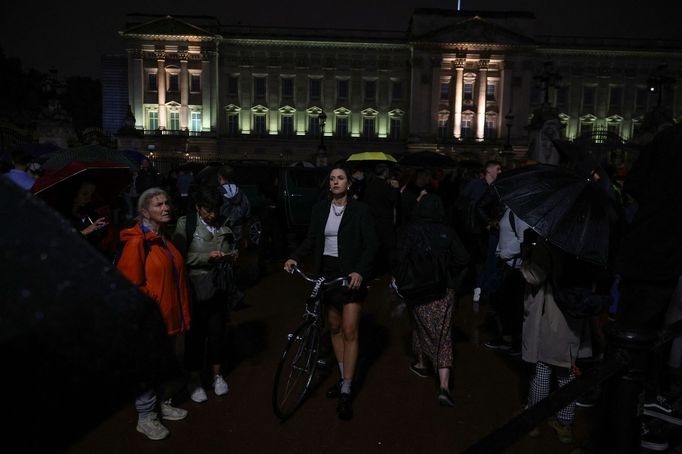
[410,289,454,369]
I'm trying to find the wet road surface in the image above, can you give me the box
[65,262,595,454]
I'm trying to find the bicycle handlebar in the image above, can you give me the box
[289,266,349,288]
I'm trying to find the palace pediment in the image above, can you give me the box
[412,16,534,46]
[121,15,217,39]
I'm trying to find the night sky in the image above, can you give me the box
[1,0,679,79]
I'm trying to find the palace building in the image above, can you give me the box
[108,9,681,166]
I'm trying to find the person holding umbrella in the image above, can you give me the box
[116,187,191,440]
[64,179,115,257]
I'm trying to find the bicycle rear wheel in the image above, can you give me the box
[272,320,320,419]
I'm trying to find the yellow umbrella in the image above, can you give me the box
[346,151,397,163]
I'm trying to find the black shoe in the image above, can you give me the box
[438,389,455,407]
[643,394,682,426]
[337,393,353,420]
[483,338,512,352]
[641,419,669,451]
[409,363,430,379]
[326,380,342,399]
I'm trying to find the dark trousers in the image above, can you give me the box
[184,296,228,373]
[491,261,525,346]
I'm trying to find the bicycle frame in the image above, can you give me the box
[272,267,348,420]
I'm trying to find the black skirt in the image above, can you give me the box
[321,255,367,310]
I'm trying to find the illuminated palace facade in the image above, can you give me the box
[113,10,681,163]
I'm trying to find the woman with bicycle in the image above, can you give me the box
[284,165,378,420]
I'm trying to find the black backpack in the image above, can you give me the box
[393,226,450,304]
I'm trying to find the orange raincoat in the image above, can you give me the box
[117,222,191,335]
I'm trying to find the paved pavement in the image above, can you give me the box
[65,261,596,454]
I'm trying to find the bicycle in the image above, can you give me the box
[271,266,348,420]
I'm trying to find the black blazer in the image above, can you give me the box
[290,198,378,279]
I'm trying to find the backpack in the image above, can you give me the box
[219,187,250,228]
[393,226,450,304]
[550,249,611,319]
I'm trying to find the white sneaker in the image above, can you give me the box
[160,399,188,421]
[136,413,169,440]
[190,386,208,403]
[213,374,229,396]
[473,287,481,302]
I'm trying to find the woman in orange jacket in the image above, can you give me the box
[117,187,191,440]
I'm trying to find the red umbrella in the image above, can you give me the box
[32,161,132,213]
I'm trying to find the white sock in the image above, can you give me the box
[341,379,352,395]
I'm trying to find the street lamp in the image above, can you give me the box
[647,64,675,108]
[316,111,328,167]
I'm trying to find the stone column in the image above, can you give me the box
[156,51,166,129]
[202,55,212,132]
[476,59,489,141]
[179,52,189,130]
[129,49,144,129]
[453,58,465,139]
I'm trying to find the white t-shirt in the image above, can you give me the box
[323,204,345,257]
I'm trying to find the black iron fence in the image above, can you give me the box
[461,319,682,454]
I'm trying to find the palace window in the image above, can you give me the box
[440,82,450,100]
[362,116,376,138]
[391,80,402,101]
[190,111,202,134]
[281,115,294,136]
[486,83,496,101]
[226,113,239,136]
[337,79,349,101]
[169,111,180,131]
[335,116,348,137]
[148,110,158,131]
[463,83,474,101]
[254,114,267,136]
[364,80,376,103]
[389,117,401,140]
[484,116,496,140]
[168,74,179,92]
[148,73,157,91]
[281,77,294,100]
[190,74,201,93]
[254,77,267,98]
[309,78,322,102]
[461,114,473,139]
[308,115,320,137]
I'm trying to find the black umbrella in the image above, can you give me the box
[490,163,611,266]
[1,177,173,450]
[398,150,457,168]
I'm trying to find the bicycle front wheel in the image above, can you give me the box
[272,320,320,420]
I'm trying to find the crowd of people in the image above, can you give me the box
[3,124,681,450]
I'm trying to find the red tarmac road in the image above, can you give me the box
[65,266,591,454]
